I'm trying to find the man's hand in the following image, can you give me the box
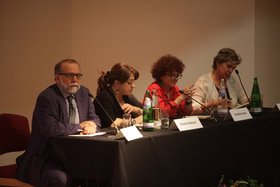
[79,121,97,134]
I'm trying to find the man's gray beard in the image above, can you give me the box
[68,85,80,94]
[60,82,81,94]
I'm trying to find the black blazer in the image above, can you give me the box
[94,87,142,128]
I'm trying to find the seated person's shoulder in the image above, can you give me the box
[79,85,91,92]
[194,73,212,85]
[96,89,114,100]
[147,82,161,90]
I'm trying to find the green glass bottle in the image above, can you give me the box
[249,77,262,116]
[143,90,154,131]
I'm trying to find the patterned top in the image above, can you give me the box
[192,72,248,110]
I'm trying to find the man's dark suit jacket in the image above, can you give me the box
[16,84,101,186]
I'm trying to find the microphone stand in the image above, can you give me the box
[191,97,218,122]
[235,69,250,103]
[179,90,217,121]
[89,93,119,134]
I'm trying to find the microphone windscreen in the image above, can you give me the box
[235,69,239,74]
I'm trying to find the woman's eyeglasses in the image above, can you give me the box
[167,73,182,80]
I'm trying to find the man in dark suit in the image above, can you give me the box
[16,59,101,187]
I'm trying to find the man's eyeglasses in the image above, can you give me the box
[58,73,83,79]
[167,73,182,80]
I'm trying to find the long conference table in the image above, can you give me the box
[50,108,280,187]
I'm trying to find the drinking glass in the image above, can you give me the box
[122,113,132,128]
[160,109,169,129]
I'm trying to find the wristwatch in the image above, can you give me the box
[131,118,137,125]
[185,98,193,105]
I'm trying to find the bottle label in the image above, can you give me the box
[143,122,154,129]
[144,97,151,109]
[250,107,262,113]
[219,90,226,99]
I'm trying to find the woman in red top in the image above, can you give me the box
[146,55,194,118]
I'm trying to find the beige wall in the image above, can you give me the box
[0,0,72,122]
[255,0,280,107]
[71,0,255,102]
[0,0,279,165]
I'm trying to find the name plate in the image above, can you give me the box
[272,103,280,112]
[120,125,143,141]
[229,108,252,121]
[170,116,203,131]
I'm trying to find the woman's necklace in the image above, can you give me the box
[211,71,221,88]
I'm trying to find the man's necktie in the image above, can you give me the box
[67,95,76,123]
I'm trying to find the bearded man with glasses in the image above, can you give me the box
[16,59,101,187]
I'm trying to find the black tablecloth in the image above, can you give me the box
[50,109,280,187]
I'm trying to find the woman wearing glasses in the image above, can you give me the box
[192,48,248,114]
[94,63,143,128]
[146,55,194,118]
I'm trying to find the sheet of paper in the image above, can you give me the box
[68,132,106,137]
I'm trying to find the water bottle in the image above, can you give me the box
[217,79,228,117]
[151,89,160,128]
[143,90,154,131]
[249,77,262,116]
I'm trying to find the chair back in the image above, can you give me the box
[0,113,30,155]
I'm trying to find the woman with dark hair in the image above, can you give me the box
[146,55,194,118]
[192,48,248,113]
[94,63,143,128]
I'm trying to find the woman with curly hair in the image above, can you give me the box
[146,55,194,118]
[94,63,143,128]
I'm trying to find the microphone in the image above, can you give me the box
[179,90,217,121]
[89,93,119,134]
[235,69,250,103]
